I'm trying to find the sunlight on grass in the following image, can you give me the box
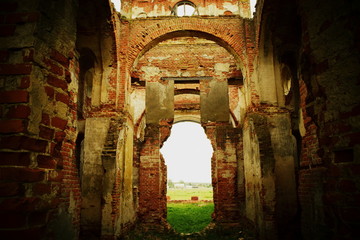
[167,202,214,233]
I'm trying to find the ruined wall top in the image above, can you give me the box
[119,0,251,19]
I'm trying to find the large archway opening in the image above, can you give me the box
[161,121,214,233]
[131,30,245,232]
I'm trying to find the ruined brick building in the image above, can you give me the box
[0,0,359,239]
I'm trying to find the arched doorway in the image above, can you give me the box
[161,121,214,233]
[130,30,245,229]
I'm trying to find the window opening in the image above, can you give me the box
[173,1,197,17]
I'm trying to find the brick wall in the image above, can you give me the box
[204,123,242,225]
[297,0,360,238]
[0,0,80,238]
[138,122,171,230]
[122,0,248,18]
[253,0,360,238]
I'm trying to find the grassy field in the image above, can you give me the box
[167,202,214,233]
[167,188,213,201]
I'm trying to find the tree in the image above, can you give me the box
[168,179,174,188]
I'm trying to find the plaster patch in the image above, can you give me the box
[142,66,161,79]
[215,63,230,72]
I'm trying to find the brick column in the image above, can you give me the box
[204,123,242,226]
[138,122,170,230]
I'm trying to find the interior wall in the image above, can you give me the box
[254,0,360,239]
[1,0,359,239]
[120,0,250,19]
[0,0,80,238]
[74,1,139,238]
[296,1,360,238]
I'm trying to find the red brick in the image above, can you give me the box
[0,136,47,152]
[37,155,56,169]
[5,12,39,24]
[54,131,66,142]
[47,75,67,90]
[50,49,69,67]
[6,105,31,118]
[0,2,18,12]
[0,25,16,37]
[0,212,26,228]
[50,142,61,157]
[44,59,63,76]
[51,117,67,130]
[22,48,34,62]
[48,170,63,182]
[0,63,32,75]
[0,152,31,166]
[21,138,48,152]
[0,90,29,103]
[44,86,55,99]
[33,183,52,195]
[55,92,69,104]
[39,125,54,140]
[0,119,26,133]
[0,50,9,62]
[0,182,22,197]
[0,167,45,182]
[19,76,30,89]
[0,197,40,212]
[65,69,71,83]
[41,113,50,125]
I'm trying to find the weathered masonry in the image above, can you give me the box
[0,0,359,239]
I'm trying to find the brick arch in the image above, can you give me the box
[127,18,247,72]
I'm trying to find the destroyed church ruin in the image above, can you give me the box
[0,0,359,239]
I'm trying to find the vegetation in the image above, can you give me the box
[168,179,212,189]
[122,188,256,239]
[167,202,214,233]
[167,188,213,201]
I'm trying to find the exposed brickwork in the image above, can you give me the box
[138,122,171,230]
[0,0,81,238]
[204,123,242,225]
[0,0,359,239]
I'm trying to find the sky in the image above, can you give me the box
[160,122,213,183]
[111,1,257,16]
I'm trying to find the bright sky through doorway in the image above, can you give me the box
[250,0,256,16]
[161,122,213,183]
[111,0,121,12]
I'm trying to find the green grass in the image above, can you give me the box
[167,188,213,201]
[167,202,214,233]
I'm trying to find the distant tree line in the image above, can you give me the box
[167,179,212,188]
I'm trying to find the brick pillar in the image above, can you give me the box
[138,122,170,230]
[204,123,242,226]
